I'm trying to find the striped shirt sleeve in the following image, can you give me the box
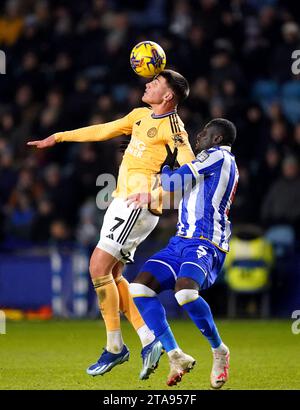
[188,149,224,177]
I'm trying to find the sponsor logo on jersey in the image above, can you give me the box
[172,133,184,146]
[127,136,146,158]
[196,245,208,258]
[147,127,157,138]
[197,150,209,162]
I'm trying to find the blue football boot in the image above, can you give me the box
[139,340,163,380]
[87,345,129,376]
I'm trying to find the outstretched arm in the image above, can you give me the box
[27,118,131,148]
[26,109,144,148]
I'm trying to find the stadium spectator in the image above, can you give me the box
[7,191,35,240]
[49,219,72,245]
[0,0,24,47]
[31,197,54,243]
[271,22,300,83]
[0,144,17,206]
[261,155,300,233]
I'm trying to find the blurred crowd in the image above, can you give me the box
[1,0,300,250]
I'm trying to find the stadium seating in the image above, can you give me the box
[265,224,295,258]
[281,81,300,124]
[252,80,280,112]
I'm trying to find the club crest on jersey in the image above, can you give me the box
[147,127,157,138]
[172,134,184,146]
[197,150,209,162]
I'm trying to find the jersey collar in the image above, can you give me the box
[220,145,231,151]
[151,110,177,119]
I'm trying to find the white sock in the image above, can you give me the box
[212,342,229,354]
[107,330,124,353]
[167,347,182,358]
[137,324,155,347]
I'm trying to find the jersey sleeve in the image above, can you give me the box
[187,149,224,179]
[162,118,195,166]
[177,139,195,166]
[161,164,195,192]
[54,108,147,143]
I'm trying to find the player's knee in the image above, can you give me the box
[112,261,124,279]
[129,283,157,298]
[133,271,160,293]
[89,248,117,279]
[174,289,199,306]
[89,258,98,279]
[89,255,103,278]
[175,277,198,292]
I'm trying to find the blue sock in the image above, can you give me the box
[158,327,179,353]
[133,296,178,352]
[181,295,222,348]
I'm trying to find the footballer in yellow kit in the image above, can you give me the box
[54,106,194,262]
[28,69,195,380]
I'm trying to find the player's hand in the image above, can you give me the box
[159,144,178,172]
[27,134,57,149]
[126,193,152,209]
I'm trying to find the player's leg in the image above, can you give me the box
[114,269,162,377]
[87,198,141,376]
[87,247,129,376]
[113,261,156,348]
[130,270,179,353]
[87,198,161,377]
[129,270,172,380]
[129,240,196,383]
[109,202,164,377]
[175,240,229,389]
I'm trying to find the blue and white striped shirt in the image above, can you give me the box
[161,146,239,252]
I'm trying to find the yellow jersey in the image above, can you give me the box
[55,107,195,211]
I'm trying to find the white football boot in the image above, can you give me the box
[166,350,196,386]
[210,348,230,389]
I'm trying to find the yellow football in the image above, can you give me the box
[130,41,166,78]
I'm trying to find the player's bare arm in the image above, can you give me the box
[26,110,141,148]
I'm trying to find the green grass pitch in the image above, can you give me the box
[0,319,299,390]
